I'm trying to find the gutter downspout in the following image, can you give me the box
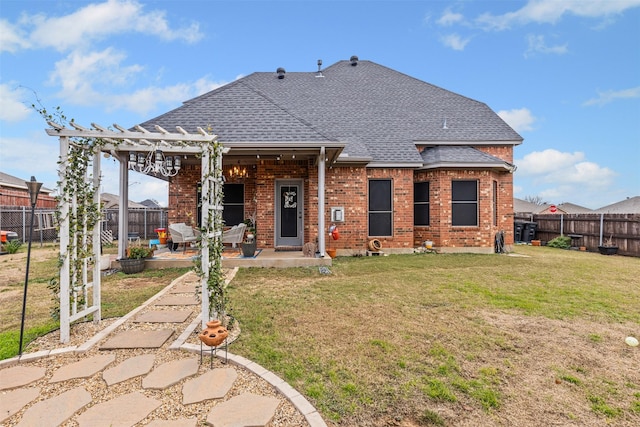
[318,147,326,257]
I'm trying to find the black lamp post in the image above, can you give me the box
[18,176,42,356]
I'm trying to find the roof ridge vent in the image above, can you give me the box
[276,67,286,79]
[316,59,324,78]
[350,55,358,66]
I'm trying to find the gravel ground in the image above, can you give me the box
[4,271,312,427]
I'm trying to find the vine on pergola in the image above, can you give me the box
[41,106,225,342]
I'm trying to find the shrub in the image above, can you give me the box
[4,240,22,254]
[547,236,572,249]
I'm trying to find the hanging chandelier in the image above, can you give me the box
[128,149,181,177]
[226,164,248,179]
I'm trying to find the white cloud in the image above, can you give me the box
[49,48,143,105]
[0,84,32,122]
[47,47,228,114]
[497,108,536,132]
[476,0,640,31]
[516,149,616,186]
[583,86,640,106]
[26,0,202,52]
[440,33,471,51]
[524,34,568,57]
[515,149,618,206]
[0,135,60,186]
[437,9,465,26]
[0,18,29,52]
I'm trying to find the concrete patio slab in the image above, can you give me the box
[16,386,91,427]
[134,310,193,323]
[0,388,40,423]
[182,367,237,404]
[206,393,280,427]
[102,354,156,386]
[99,329,174,349]
[142,358,199,390]
[49,354,115,383]
[0,365,46,390]
[76,391,161,427]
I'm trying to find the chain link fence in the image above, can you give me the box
[0,206,168,245]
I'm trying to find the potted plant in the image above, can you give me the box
[242,217,257,257]
[598,235,618,255]
[120,245,153,274]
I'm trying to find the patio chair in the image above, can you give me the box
[222,223,246,251]
[168,223,201,252]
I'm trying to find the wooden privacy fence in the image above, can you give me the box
[516,213,640,257]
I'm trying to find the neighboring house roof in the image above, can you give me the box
[101,193,147,209]
[0,171,54,194]
[420,146,515,171]
[140,199,162,208]
[557,202,592,214]
[593,196,640,213]
[514,198,549,214]
[138,58,522,166]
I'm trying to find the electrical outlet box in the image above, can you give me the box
[331,207,345,222]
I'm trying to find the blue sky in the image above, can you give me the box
[1,0,639,209]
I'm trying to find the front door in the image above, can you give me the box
[275,180,303,247]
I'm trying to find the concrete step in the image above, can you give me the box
[206,393,279,427]
[103,353,156,386]
[49,354,115,383]
[76,391,161,427]
[182,367,237,404]
[142,357,199,389]
[16,386,91,427]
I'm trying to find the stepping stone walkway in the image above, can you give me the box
[0,365,46,390]
[102,353,156,385]
[76,391,161,427]
[0,270,326,427]
[16,386,91,427]
[182,367,237,404]
[142,357,199,389]
[135,310,193,323]
[206,393,280,427]
[155,295,199,305]
[0,388,40,423]
[49,354,115,383]
[100,329,174,349]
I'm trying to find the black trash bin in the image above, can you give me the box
[521,222,537,243]
[514,221,524,242]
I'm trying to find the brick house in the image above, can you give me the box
[138,57,522,254]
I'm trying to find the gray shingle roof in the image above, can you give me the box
[420,146,515,170]
[139,59,522,165]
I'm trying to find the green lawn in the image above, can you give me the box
[228,246,640,426]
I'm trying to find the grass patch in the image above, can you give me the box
[0,246,190,359]
[588,395,623,418]
[419,408,445,426]
[228,246,639,424]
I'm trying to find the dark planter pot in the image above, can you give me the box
[120,258,146,274]
[598,246,618,255]
[241,241,257,258]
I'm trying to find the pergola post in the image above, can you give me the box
[92,151,101,323]
[200,146,211,325]
[59,136,71,343]
[118,153,129,259]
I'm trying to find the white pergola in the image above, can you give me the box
[46,121,223,343]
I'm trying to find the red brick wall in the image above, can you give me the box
[413,168,514,249]
[168,145,514,251]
